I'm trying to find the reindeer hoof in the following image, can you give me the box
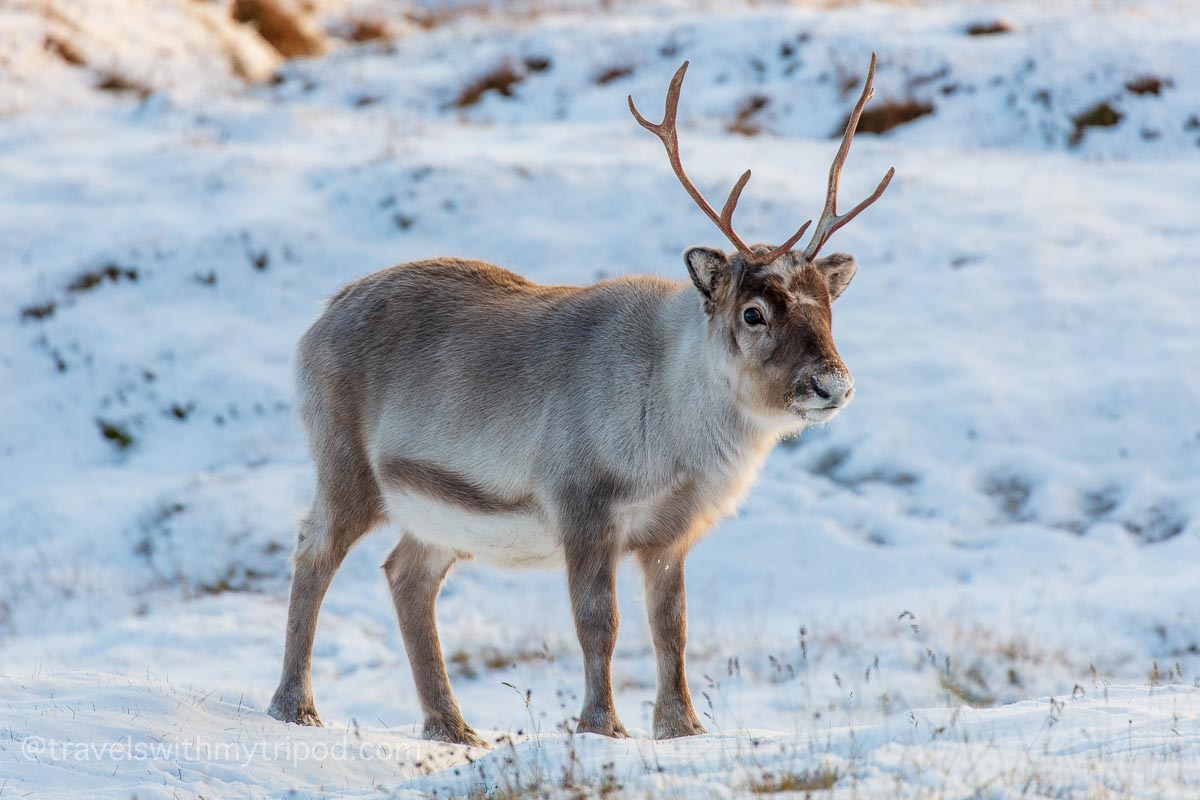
[423,717,489,748]
[653,711,707,739]
[268,693,325,727]
[576,707,629,738]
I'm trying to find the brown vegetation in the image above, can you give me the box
[594,64,634,85]
[20,301,56,321]
[749,766,840,793]
[1125,75,1171,96]
[454,62,524,108]
[67,263,139,294]
[728,94,770,136]
[966,20,1012,36]
[344,18,390,43]
[96,71,152,98]
[232,0,325,59]
[43,35,85,66]
[97,419,134,450]
[447,644,553,678]
[1069,100,1122,147]
[843,98,934,135]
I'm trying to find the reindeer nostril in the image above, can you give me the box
[810,375,832,400]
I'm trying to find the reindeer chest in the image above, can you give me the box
[613,457,763,554]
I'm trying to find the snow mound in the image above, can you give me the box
[3,672,1197,798]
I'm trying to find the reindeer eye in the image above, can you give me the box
[742,308,765,326]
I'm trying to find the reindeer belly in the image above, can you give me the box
[381,487,563,568]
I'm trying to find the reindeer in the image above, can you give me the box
[267,55,893,745]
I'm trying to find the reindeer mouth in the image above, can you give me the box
[792,403,843,421]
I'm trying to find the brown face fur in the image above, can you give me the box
[685,246,858,421]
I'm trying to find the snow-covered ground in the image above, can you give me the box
[1,0,1198,796]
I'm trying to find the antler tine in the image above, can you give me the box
[720,170,752,229]
[755,218,814,264]
[719,170,815,265]
[629,62,758,259]
[800,52,896,263]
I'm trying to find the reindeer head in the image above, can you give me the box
[630,55,894,424]
[681,246,858,422]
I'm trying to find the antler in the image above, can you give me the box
[800,53,895,262]
[629,62,811,267]
[629,56,895,267]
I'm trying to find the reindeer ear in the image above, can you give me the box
[814,253,858,301]
[683,247,730,303]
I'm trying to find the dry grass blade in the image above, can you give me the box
[749,765,840,793]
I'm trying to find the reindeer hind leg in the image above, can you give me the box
[268,438,383,726]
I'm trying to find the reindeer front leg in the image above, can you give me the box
[637,545,706,738]
[561,491,627,738]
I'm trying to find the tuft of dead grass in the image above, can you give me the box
[44,34,85,66]
[594,64,634,86]
[1125,75,1171,96]
[728,94,770,136]
[95,71,152,98]
[1123,504,1186,543]
[983,473,1032,522]
[343,18,391,43]
[844,98,934,135]
[449,644,554,678]
[454,61,525,108]
[403,1,533,31]
[20,301,57,322]
[97,419,134,451]
[67,263,139,294]
[232,0,325,59]
[749,765,840,793]
[195,566,271,596]
[403,4,488,31]
[966,20,1012,36]
[1069,100,1122,147]
[938,668,996,708]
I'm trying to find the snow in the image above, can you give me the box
[1,0,1199,796]
[5,674,1199,798]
